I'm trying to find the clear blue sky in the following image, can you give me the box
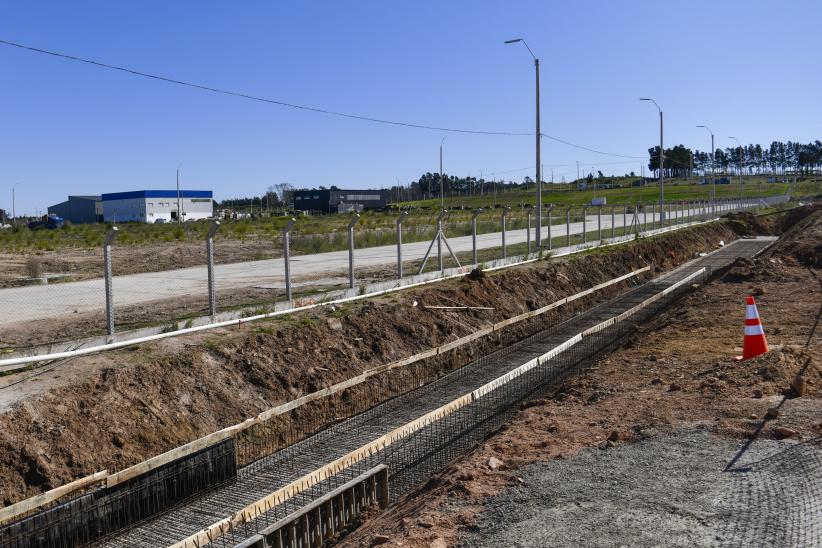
[1,0,819,215]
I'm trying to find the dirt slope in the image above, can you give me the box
[0,223,736,507]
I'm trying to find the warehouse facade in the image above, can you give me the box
[293,189,389,213]
[101,190,213,223]
[47,195,103,224]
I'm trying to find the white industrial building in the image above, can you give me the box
[101,190,213,223]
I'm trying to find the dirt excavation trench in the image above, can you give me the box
[336,204,822,548]
[0,218,750,510]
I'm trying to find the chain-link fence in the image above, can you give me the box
[0,195,787,355]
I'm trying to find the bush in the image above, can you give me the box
[25,257,42,278]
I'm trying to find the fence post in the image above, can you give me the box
[566,206,572,248]
[526,205,533,255]
[610,206,615,239]
[667,201,672,225]
[546,205,554,251]
[643,204,648,233]
[471,208,483,265]
[103,227,118,337]
[437,209,445,273]
[348,213,361,289]
[623,205,627,235]
[597,206,602,242]
[396,211,408,279]
[283,218,296,304]
[501,206,510,259]
[206,221,220,318]
[582,205,590,243]
[650,203,656,229]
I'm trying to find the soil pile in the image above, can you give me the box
[766,206,822,267]
[0,222,736,506]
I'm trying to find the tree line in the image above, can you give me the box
[648,140,822,177]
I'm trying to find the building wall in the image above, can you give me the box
[293,189,388,213]
[47,196,101,224]
[101,191,213,223]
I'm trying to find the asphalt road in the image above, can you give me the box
[0,208,703,324]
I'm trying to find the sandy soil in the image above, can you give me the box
[0,222,735,506]
[0,239,279,288]
[337,206,822,548]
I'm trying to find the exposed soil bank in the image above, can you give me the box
[337,205,822,548]
[0,222,736,507]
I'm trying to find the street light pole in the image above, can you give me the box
[697,125,715,212]
[505,37,541,247]
[729,136,744,201]
[640,98,664,224]
[11,185,16,223]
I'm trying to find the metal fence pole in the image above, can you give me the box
[650,203,656,229]
[526,206,533,255]
[546,205,554,251]
[582,205,589,243]
[501,206,510,259]
[396,211,408,279]
[103,227,118,337]
[610,206,615,239]
[668,201,672,225]
[348,213,361,288]
[206,221,220,318]
[643,204,648,233]
[566,206,572,248]
[437,209,445,273]
[623,205,627,235]
[597,207,602,242]
[283,218,296,304]
[471,208,483,265]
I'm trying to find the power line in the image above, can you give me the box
[0,38,528,136]
[0,38,644,160]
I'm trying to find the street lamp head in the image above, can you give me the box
[639,97,651,101]
[504,38,522,44]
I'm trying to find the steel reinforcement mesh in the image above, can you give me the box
[0,439,236,548]
[213,277,699,546]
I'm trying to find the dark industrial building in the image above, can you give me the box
[293,189,389,214]
[47,195,103,224]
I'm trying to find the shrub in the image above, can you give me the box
[25,257,42,278]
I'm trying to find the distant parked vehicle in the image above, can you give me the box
[591,197,607,206]
[154,218,167,224]
[27,214,64,230]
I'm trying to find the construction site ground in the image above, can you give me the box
[0,205,818,547]
[338,204,822,547]
[0,218,742,507]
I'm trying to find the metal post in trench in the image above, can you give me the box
[206,221,220,318]
[103,226,118,337]
[396,211,409,279]
[283,218,296,304]
[471,208,483,265]
[348,213,361,288]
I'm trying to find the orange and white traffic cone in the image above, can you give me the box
[741,295,769,360]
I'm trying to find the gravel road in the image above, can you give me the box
[464,428,821,547]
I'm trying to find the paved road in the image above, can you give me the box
[0,207,708,324]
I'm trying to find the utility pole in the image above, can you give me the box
[11,185,16,224]
[176,165,182,224]
[439,137,445,208]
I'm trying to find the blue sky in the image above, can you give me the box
[1,0,819,215]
